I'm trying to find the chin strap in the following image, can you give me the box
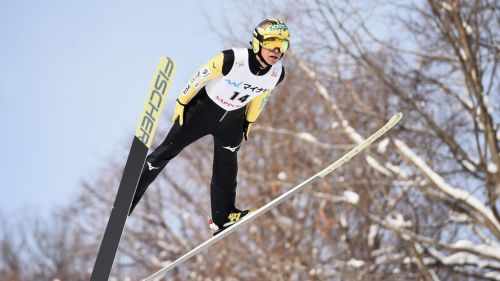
[256,49,271,68]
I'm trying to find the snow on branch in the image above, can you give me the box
[313,190,360,205]
[429,246,500,271]
[366,155,393,176]
[369,213,500,265]
[385,213,412,228]
[253,125,351,150]
[447,240,500,262]
[393,139,500,235]
[291,54,344,120]
[293,56,406,181]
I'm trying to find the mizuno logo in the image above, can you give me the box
[222,144,241,152]
[147,162,159,171]
[225,79,243,88]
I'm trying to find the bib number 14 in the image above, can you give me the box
[230,91,250,103]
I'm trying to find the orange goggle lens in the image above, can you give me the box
[261,38,289,53]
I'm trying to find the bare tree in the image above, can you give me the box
[0,208,95,281]
[7,1,497,280]
[82,1,499,279]
[0,212,26,281]
[258,0,500,280]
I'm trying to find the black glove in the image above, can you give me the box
[173,99,189,126]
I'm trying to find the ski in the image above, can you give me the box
[142,112,403,281]
[90,57,176,281]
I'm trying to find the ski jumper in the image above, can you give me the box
[129,48,285,227]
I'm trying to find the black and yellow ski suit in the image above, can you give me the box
[129,48,285,228]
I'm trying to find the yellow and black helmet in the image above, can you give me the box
[251,18,290,54]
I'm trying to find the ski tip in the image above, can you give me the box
[392,112,403,123]
[160,56,176,66]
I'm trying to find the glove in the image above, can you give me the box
[172,99,187,126]
[243,120,253,141]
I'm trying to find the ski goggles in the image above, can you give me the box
[261,37,289,53]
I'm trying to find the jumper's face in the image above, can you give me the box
[260,45,282,65]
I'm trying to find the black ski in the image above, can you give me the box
[91,57,176,281]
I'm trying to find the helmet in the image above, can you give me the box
[251,18,290,54]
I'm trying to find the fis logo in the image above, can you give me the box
[235,60,245,67]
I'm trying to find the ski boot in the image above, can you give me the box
[208,208,255,236]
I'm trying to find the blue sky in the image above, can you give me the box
[0,0,250,213]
